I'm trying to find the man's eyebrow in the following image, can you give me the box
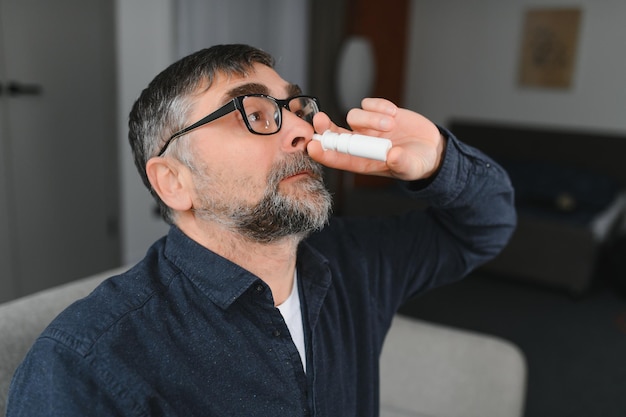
[223,83,270,101]
[287,83,303,96]
[222,82,303,103]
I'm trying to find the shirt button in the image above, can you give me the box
[255,284,265,293]
[273,329,281,337]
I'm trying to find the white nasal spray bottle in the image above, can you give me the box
[312,130,392,162]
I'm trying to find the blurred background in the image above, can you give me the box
[1,1,626,415]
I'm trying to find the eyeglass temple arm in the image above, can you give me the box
[157,101,237,156]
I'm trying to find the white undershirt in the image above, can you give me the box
[276,272,306,373]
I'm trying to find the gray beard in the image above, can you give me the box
[192,152,332,243]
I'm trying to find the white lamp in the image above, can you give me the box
[335,36,376,112]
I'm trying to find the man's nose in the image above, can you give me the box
[280,110,313,152]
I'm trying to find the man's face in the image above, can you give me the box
[182,63,332,242]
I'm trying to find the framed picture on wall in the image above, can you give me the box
[518,8,582,89]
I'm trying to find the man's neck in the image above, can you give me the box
[177,217,301,306]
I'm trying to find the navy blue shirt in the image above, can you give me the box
[7,131,516,416]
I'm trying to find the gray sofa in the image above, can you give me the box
[1,267,527,416]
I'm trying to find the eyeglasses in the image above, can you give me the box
[157,94,320,156]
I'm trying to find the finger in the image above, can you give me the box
[385,145,422,180]
[306,139,328,161]
[360,97,398,116]
[346,103,397,134]
[312,112,349,135]
[385,141,439,181]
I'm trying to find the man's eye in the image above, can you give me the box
[247,111,262,123]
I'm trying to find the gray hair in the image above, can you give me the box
[128,44,275,224]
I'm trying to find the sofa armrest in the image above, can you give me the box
[380,315,527,417]
[0,266,128,414]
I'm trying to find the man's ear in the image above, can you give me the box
[145,157,193,212]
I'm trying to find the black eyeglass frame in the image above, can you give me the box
[156,94,320,157]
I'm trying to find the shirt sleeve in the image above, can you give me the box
[414,125,516,246]
[312,126,516,326]
[7,337,135,417]
[388,125,516,310]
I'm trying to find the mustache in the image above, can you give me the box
[268,152,325,186]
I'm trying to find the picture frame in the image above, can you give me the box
[518,8,582,89]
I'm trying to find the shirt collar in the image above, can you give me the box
[162,226,333,315]
[163,226,258,310]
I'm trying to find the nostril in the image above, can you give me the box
[291,137,304,147]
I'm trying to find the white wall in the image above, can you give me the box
[116,0,174,264]
[404,0,626,133]
[176,0,309,90]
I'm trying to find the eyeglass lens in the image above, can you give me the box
[241,96,318,134]
[287,96,318,125]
